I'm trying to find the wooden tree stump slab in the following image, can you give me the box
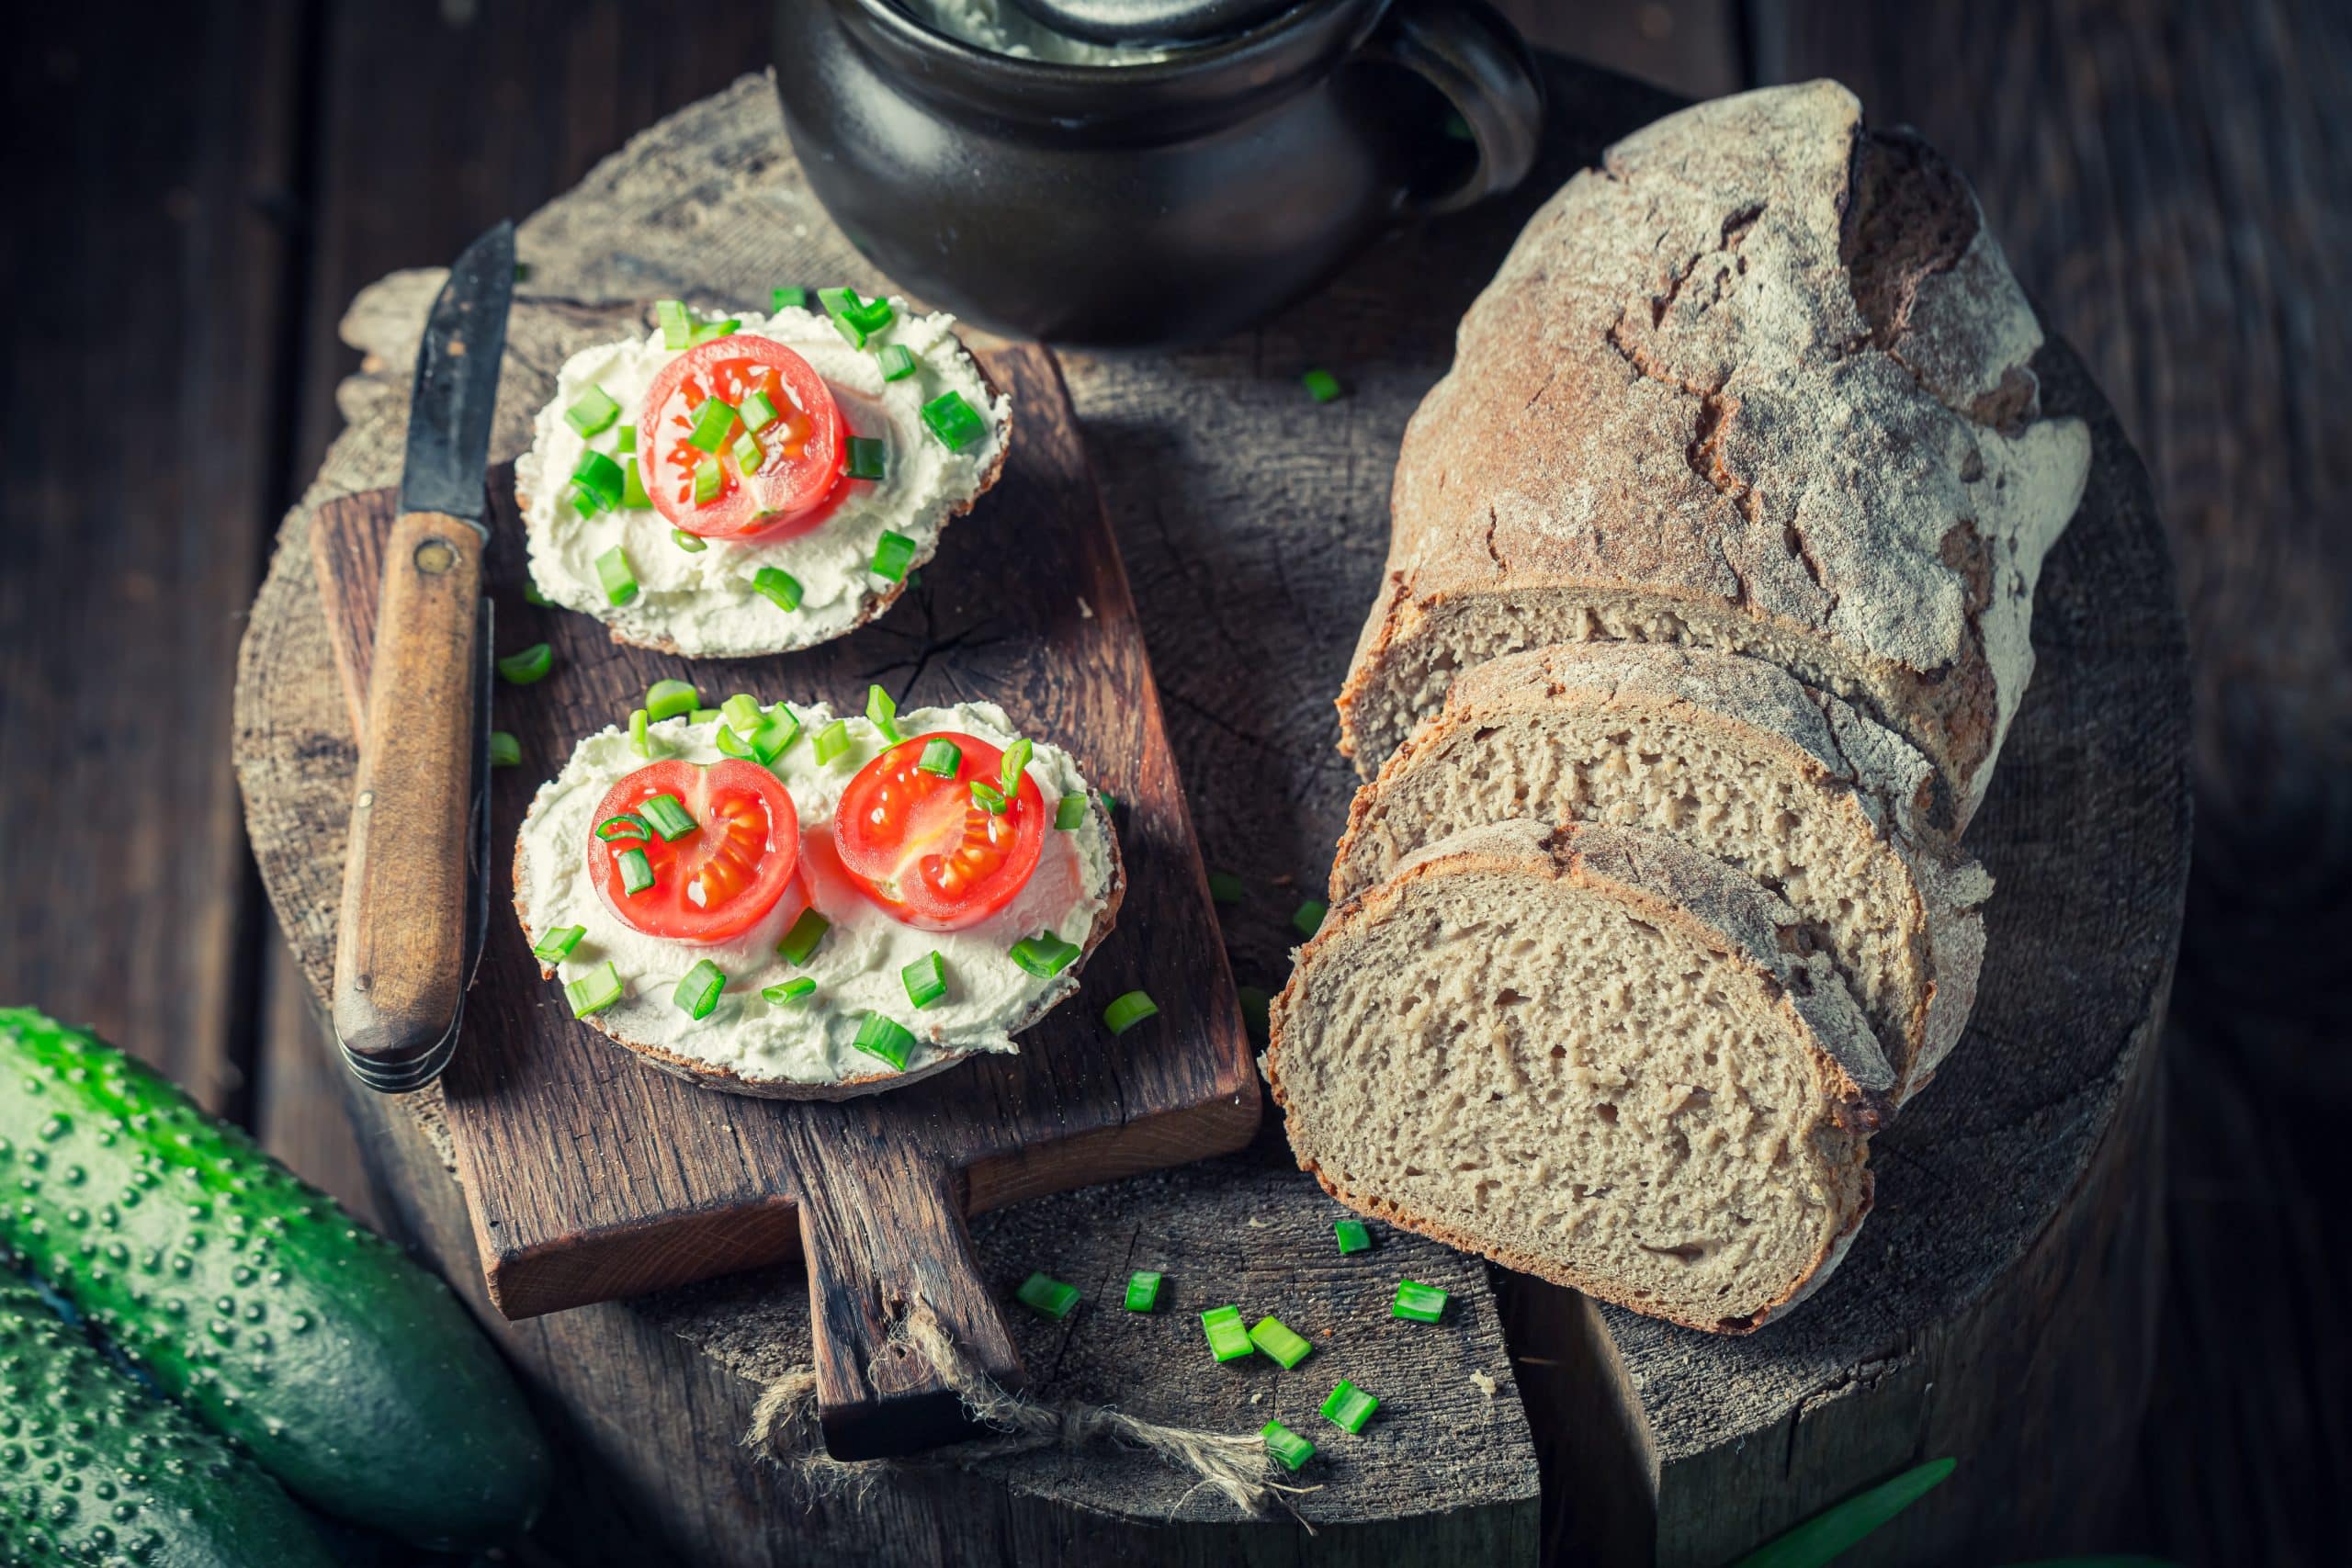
[232,59,2187,1566]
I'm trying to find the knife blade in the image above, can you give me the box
[331,221,514,1092]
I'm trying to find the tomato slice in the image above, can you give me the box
[640,334,845,539]
[833,734,1046,931]
[587,760,800,944]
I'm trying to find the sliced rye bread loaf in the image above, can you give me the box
[1334,80,2090,837]
[1331,643,1991,1100]
[1269,818,1890,1332]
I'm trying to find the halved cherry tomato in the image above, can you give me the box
[640,335,845,540]
[587,760,800,944]
[833,734,1046,931]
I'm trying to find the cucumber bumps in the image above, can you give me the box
[0,1009,550,1550]
[2,1270,336,1566]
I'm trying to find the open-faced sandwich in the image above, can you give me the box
[514,292,1012,657]
[513,687,1120,1097]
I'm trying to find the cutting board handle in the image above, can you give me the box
[790,1128,1026,1460]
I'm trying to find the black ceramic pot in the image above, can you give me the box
[772,0,1544,346]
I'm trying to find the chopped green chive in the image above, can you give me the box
[747,567,804,614]
[629,706,655,758]
[1054,793,1088,830]
[714,724,755,760]
[999,738,1032,792]
[1124,1271,1163,1312]
[1008,932,1081,978]
[970,780,1009,816]
[616,423,635,454]
[1249,1315,1313,1370]
[813,719,852,764]
[876,343,919,382]
[719,694,763,733]
[1333,1219,1372,1255]
[646,678,700,723]
[921,389,986,452]
[1261,1420,1314,1472]
[1100,790,1119,816]
[639,794,697,841]
[673,959,726,1021]
[918,739,961,777]
[776,908,831,965]
[1301,367,1344,403]
[763,976,817,1006]
[739,389,779,432]
[1392,1280,1449,1324]
[690,707,722,724]
[688,317,741,346]
[1102,990,1159,1035]
[656,299,691,350]
[570,449,625,514]
[1206,871,1245,905]
[1015,1271,1080,1320]
[1320,1381,1378,1434]
[596,546,638,605]
[565,384,621,437]
[851,1011,917,1070]
[522,579,551,606]
[617,847,656,897]
[731,428,763,474]
[902,952,948,1010]
[566,961,624,1018]
[818,286,895,348]
[692,458,724,506]
[748,704,801,764]
[870,529,918,582]
[687,398,737,453]
[594,813,647,841]
[1237,985,1271,1045]
[488,731,521,768]
[771,286,809,311]
[1293,899,1329,939]
[622,457,652,509]
[532,924,586,963]
[865,683,902,744]
[843,436,887,481]
[1202,1304,1252,1362]
[671,525,706,552]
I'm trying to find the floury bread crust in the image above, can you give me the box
[1332,644,1991,1098]
[1335,81,2090,836]
[1268,819,1890,1333]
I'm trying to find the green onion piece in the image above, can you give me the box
[720,694,763,732]
[865,683,902,743]
[1320,1381,1378,1434]
[1014,1271,1080,1320]
[739,389,779,432]
[616,423,636,454]
[1333,1219,1372,1255]
[1124,1270,1163,1312]
[670,525,705,552]
[1293,899,1329,939]
[1301,367,1344,403]
[901,952,948,1010]
[1008,932,1081,978]
[1237,984,1271,1046]
[532,924,586,964]
[1731,1458,1956,1568]
[617,847,656,897]
[771,286,809,311]
[1391,1280,1449,1324]
[776,908,831,966]
[565,961,624,1018]
[918,739,961,778]
[687,398,737,453]
[639,793,697,841]
[921,389,986,452]
[687,317,741,346]
[673,959,726,1021]
[1249,1315,1313,1370]
[488,731,521,768]
[876,344,918,382]
[851,1011,917,1070]
[646,678,700,723]
[843,436,887,481]
[623,457,653,509]
[999,738,1033,792]
[692,458,724,506]
[1201,1304,1252,1362]
[570,448,625,513]
[628,707,655,758]
[969,780,1009,816]
[763,977,817,1006]
[1102,990,1159,1036]
[594,813,649,842]
[731,429,763,474]
[596,546,639,606]
[813,719,852,764]
[817,286,866,345]
[1101,790,1119,816]
[748,704,802,765]
[752,566,802,612]
[1261,1420,1314,1472]
[714,724,755,760]
[522,579,551,606]
[690,707,721,724]
[870,529,918,582]
[1206,871,1245,906]
[1053,793,1088,830]
[657,299,691,350]
[565,384,621,437]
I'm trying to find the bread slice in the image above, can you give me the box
[1334,81,2090,837]
[1268,818,1889,1333]
[1332,644,1989,1099]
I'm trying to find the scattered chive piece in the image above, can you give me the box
[656,299,691,350]
[565,961,624,1018]
[763,977,817,1006]
[843,435,887,481]
[999,738,1033,792]
[771,286,808,311]
[749,704,802,764]
[865,683,902,743]
[851,1011,917,1070]
[813,718,852,764]
[622,457,652,509]
[617,847,656,897]
[1008,932,1081,978]
[1237,985,1271,1045]
[1301,367,1344,403]
[595,813,649,842]
[1102,990,1159,1036]
[1293,899,1329,939]
[1249,1315,1313,1370]
[688,317,741,346]
[570,449,625,514]
[671,525,706,552]
[1101,790,1119,816]
[1014,1272,1080,1320]
[1392,1280,1449,1324]
[1261,1420,1314,1472]
[876,343,919,382]
[596,546,639,605]
[565,384,621,437]
[721,694,764,733]
[739,389,779,432]
[1320,1381,1379,1434]
[918,739,962,778]
[532,925,586,963]
[1201,1305,1252,1362]
[776,908,831,966]
[1732,1458,1957,1568]
[902,952,949,1010]
[870,529,918,581]
[748,565,804,614]
[639,793,697,841]
[818,286,895,348]
[629,706,655,758]
[488,731,521,768]
[690,707,721,724]
[522,580,551,606]
[921,389,986,452]
[1054,793,1088,830]
[687,398,737,453]
[693,458,724,506]
[731,428,763,474]
[673,959,726,1021]
[714,724,755,760]
[616,423,635,454]
[1334,1219,1372,1255]
[1206,871,1245,905]
[1124,1271,1163,1312]
[646,678,701,723]
[970,780,1009,816]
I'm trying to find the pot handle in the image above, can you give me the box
[1367,0,1545,218]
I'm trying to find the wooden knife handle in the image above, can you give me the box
[332,510,484,1077]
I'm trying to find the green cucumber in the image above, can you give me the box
[1,1268,337,1566]
[0,1009,550,1549]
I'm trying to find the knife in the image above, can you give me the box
[331,221,515,1092]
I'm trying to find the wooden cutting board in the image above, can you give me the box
[309,341,1260,1459]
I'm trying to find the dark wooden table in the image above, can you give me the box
[5,3,2346,1564]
